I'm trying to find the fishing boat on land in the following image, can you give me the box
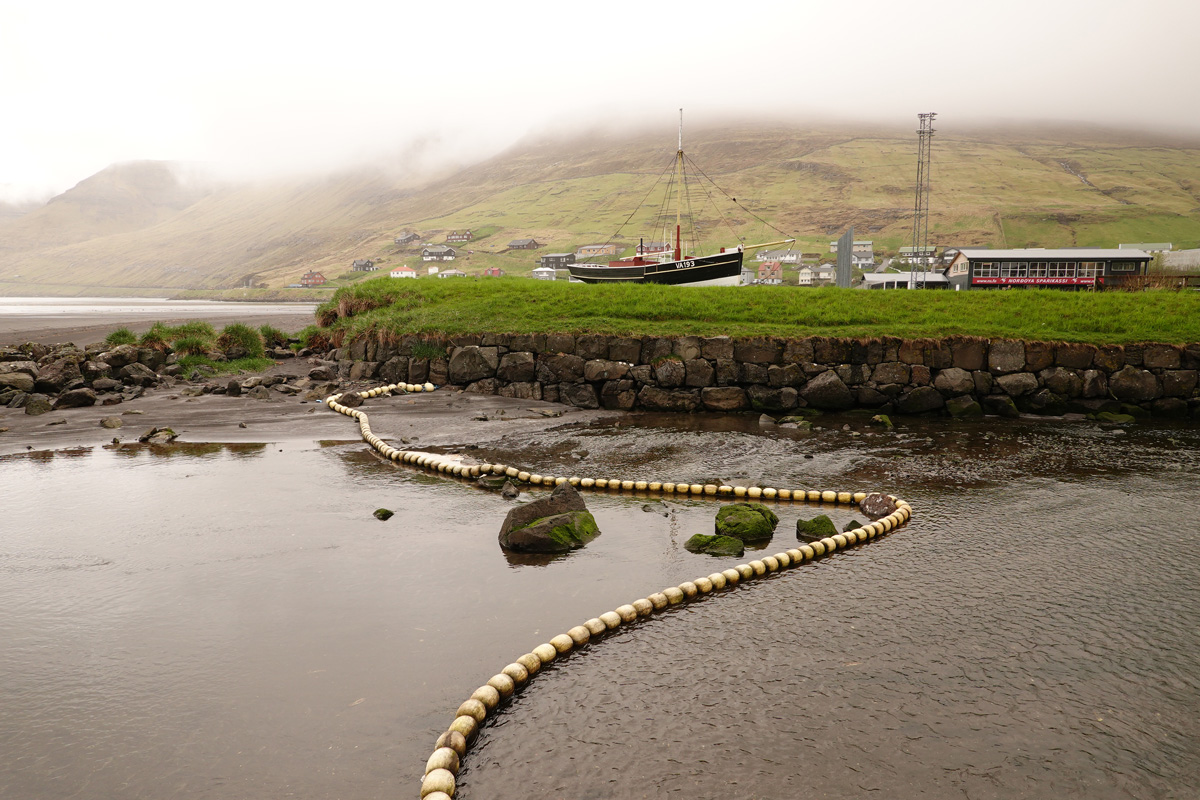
[567,111,793,287]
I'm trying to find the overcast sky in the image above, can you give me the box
[2,0,1197,202]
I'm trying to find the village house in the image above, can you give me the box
[539,253,575,269]
[300,270,327,287]
[797,265,837,286]
[829,240,875,269]
[446,230,474,243]
[389,266,417,279]
[437,268,467,278]
[509,238,541,250]
[422,246,456,262]
[394,232,420,245]
[531,266,557,280]
[482,267,505,277]
[427,266,440,275]
[636,241,670,255]
[351,259,378,272]
[755,249,802,264]
[577,243,619,257]
[757,261,783,284]
[898,246,938,267]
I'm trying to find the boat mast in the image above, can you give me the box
[674,108,683,261]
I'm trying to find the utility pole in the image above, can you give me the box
[910,112,936,288]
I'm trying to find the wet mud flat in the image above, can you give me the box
[2,402,1198,799]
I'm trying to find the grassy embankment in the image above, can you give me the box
[310,277,1200,346]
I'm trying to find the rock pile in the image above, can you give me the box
[0,341,349,418]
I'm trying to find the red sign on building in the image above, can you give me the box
[972,277,1100,286]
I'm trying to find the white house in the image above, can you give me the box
[390,266,416,279]
[756,249,802,264]
[531,266,557,280]
[798,265,837,286]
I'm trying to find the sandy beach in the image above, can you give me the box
[0,354,612,457]
[0,302,614,456]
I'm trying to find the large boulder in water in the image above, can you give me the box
[498,483,600,553]
[859,492,898,520]
[796,514,838,542]
[685,534,745,557]
[714,503,778,542]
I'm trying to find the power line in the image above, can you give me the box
[910,112,936,288]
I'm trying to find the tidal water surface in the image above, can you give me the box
[2,414,1198,799]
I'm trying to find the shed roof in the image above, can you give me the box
[956,248,1149,260]
[861,271,948,285]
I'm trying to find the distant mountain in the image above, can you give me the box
[0,161,213,253]
[1,123,1198,295]
[0,199,39,225]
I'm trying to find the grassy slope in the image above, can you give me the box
[317,277,1200,345]
[2,124,1199,294]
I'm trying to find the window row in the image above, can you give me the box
[973,261,1102,278]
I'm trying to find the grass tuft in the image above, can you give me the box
[258,324,288,349]
[105,327,137,346]
[215,323,265,358]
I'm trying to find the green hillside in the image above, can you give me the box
[1,122,1198,295]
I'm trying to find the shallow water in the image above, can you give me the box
[2,414,1198,799]
[0,296,315,319]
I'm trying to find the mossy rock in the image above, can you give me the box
[373,508,394,521]
[685,534,746,557]
[870,414,894,428]
[796,514,838,542]
[477,474,509,490]
[1119,403,1150,419]
[715,503,779,542]
[842,518,863,532]
[1096,411,1137,424]
[501,509,600,553]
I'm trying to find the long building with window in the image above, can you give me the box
[945,248,1150,290]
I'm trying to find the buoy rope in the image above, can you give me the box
[323,382,913,800]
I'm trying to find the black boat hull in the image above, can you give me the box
[567,251,743,286]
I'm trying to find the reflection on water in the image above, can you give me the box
[107,441,269,459]
[1,415,1198,800]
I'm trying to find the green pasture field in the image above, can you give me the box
[313,276,1200,345]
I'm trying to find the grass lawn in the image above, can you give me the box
[312,277,1200,345]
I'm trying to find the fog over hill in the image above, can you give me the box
[1,121,1198,296]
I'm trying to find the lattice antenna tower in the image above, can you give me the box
[910,112,936,286]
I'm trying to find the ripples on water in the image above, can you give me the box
[1,415,1198,799]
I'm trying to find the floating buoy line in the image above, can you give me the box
[325,382,913,800]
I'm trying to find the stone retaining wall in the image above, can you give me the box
[332,334,1200,419]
